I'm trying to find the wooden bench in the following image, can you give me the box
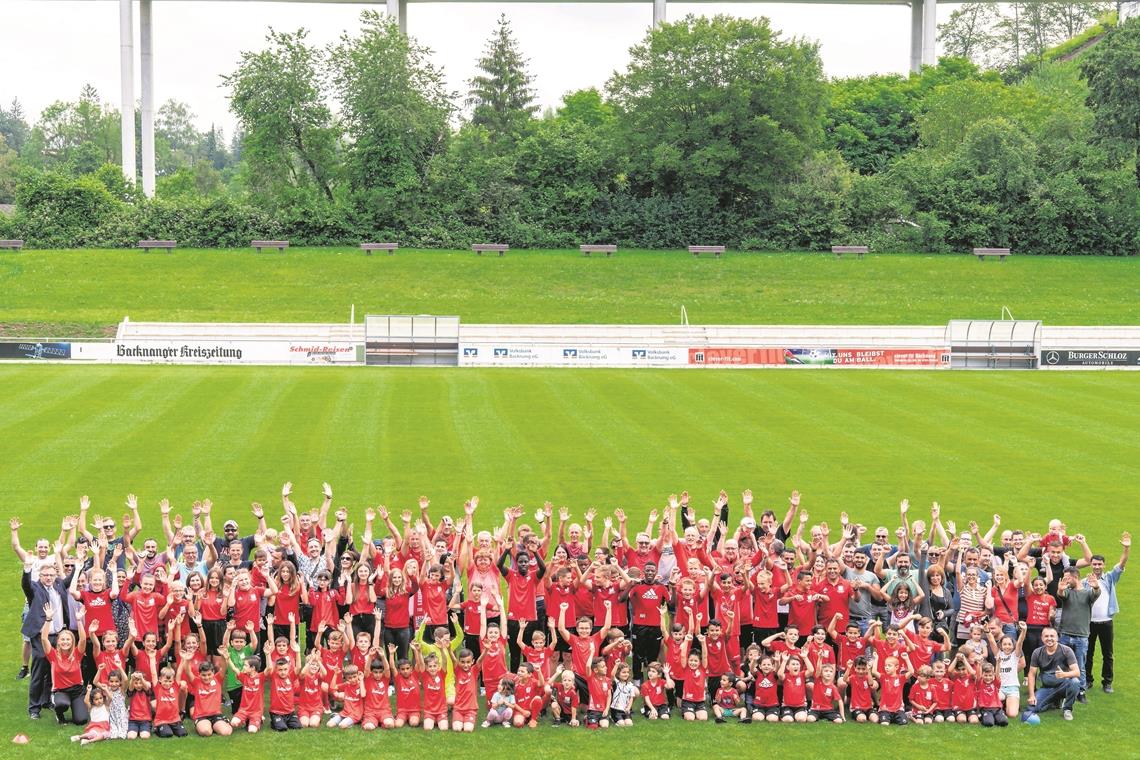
[252,240,289,253]
[832,245,868,258]
[689,245,725,258]
[472,244,508,257]
[361,242,398,256]
[973,247,1011,261]
[0,239,24,251]
[138,239,176,253]
[580,244,617,257]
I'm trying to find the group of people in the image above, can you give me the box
[13,484,1128,742]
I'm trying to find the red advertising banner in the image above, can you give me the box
[688,347,949,367]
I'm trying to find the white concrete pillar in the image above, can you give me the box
[387,0,406,34]
[922,0,937,67]
[119,0,136,184]
[140,0,155,198]
[909,0,923,73]
[653,0,666,26]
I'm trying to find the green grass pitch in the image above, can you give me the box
[1,248,1138,337]
[0,365,1137,757]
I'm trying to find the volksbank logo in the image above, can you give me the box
[463,348,478,357]
[632,349,647,359]
[493,348,509,357]
[563,349,577,358]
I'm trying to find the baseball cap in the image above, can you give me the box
[223,520,239,530]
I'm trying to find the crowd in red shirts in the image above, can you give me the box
[13,483,1129,741]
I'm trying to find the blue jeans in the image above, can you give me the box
[1060,635,1089,690]
[1029,677,1081,713]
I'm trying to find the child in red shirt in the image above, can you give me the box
[360,650,394,731]
[640,662,672,720]
[712,673,746,723]
[449,648,479,732]
[909,664,937,724]
[751,655,781,722]
[777,652,810,723]
[125,671,153,739]
[975,661,1008,727]
[840,657,878,723]
[328,665,366,729]
[949,653,979,724]
[551,669,581,726]
[391,643,422,728]
[180,660,232,737]
[680,634,709,721]
[229,656,265,732]
[152,667,185,737]
[930,658,954,723]
[417,645,449,731]
[585,657,612,728]
[808,663,844,723]
[875,655,910,726]
[296,653,327,728]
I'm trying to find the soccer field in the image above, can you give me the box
[1,365,1137,757]
[2,249,1139,337]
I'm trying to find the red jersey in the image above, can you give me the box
[836,635,868,668]
[810,681,840,711]
[268,672,296,715]
[47,649,82,690]
[319,645,345,682]
[394,671,421,712]
[121,587,164,634]
[236,671,265,718]
[515,678,543,711]
[676,593,708,629]
[712,588,741,637]
[619,546,661,572]
[522,645,554,678]
[910,682,935,711]
[663,637,684,674]
[421,670,446,714]
[568,632,602,677]
[753,672,779,707]
[812,579,853,627]
[879,672,906,712]
[340,679,365,721]
[308,588,341,630]
[673,542,710,572]
[128,689,153,721]
[640,679,667,707]
[95,647,128,684]
[604,640,631,676]
[545,585,576,630]
[153,681,180,724]
[715,686,740,709]
[768,639,803,668]
[232,588,263,631]
[846,673,874,710]
[951,673,976,711]
[453,667,479,712]
[383,589,413,628]
[781,672,807,707]
[199,590,225,621]
[80,589,116,636]
[587,673,611,711]
[804,640,835,672]
[364,674,392,716]
[1026,593,1057,626]
[506,569,539,621]
[347,583,374,616]
[704,637,731,677]
[906,631,937,667]
[188,673,223,719]
[751,587,779,629]
[977,678,1002,709]
[420,580,449,625]
[274,583,302,623]
[785,591,817,633]
[552,682,580,713]
[573,585,594,619]
[480,638,509,690]
[872,638,907,666]
[681,665,706,702]
[592,585,626,627]
[297,671,324,713]
[931,676,953,709]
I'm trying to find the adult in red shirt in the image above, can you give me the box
[120,574,165,636]
[40,608,88,724]
[625,564,669,680]
[498,547,546,670]
[813,560,855,628]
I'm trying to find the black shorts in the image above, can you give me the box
[849,708,874,721]
[938,709,956,720]
[554,636,571,653]
[195,714,224,725]
[128,719,152,733]
[610,709,631,723]
[585,709,605,727]
[954,709,976,720]
[681,699,705,714]
[811,709,842,722]
[780,706,806,719]
[878,710,908,725]
[752,705,780,718]
[202,619,226,655]
[644,704,670,719]
[270,712,301,731]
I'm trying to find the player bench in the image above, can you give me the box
[252,240,289,253]
[472,244,508,256]
[580,244,617,257]
[361,242,398,256]
[832,245,868,258]
[0,239,24,251]
[138,239,176,253]
[689,245,725,258]
[973,247,1011,261]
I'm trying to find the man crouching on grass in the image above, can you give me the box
[1023,627,1081,722]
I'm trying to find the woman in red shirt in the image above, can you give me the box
[381,565,417,661]
[41,604,88,724]
[272,561,305,642]
[197,568,228,664]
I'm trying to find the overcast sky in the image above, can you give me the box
[1,1,960,132]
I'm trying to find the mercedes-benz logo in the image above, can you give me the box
[1045,351,1060,365]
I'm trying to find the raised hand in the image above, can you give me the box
[159,498,170,516]
[172,514,183,530]
[584,508,597,522]
[377,506,389,521]
[742,489,752,507]
[789,490,800,508]
[322,482,333,499]
[799,510,809,525]
[201,499,212,514]
[931,501,940,520]
[1123,531,1132,548]
[335,508,347,523]
[79,495,90,511]
[899,499,909,515]
[9,517,20,530]
[559,507,570,522]
[400,510,412,524]
[191,501,202,518]
[418,496,430,510]
[282,482,293,498]
[126,493,137,511]
[251,502,264,518]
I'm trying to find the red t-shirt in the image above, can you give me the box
[453,667,479,712]
[751,588,779,629]
[754,672,780,707]
[803,640,835,672]
[784,591,817,633]
[641,679,667,707]
[991,584,1020,623]
[846,673,874,710]
[552,682,580,713]
[715,686,740,709]
[619,546,661,572]
[522,645,554,678]
[1026,593,1057,626]
[592,585,626,627]
[364,674,391,716]
[274,583,302,623]
[810,681,840,711]
[47,649,83,690]
[681,665,706,702]
[236,671,265,717]
[573,585,594,619]
[187,673,223,719]
[711,588,741,637]
[768,639,803,668]
[910,682,935,711]
[128,689,153,721]
[676,594,708,630]
[506,569,539,621]
[931,676,953,709]
[80,589,116,635]
[341,679,365,721]
[977,678,1002,709]
[268,672,296,715]
[836,635,868,669]
[297,671,324,713]
[906,631,937,667]
[705,637,731,677]
[232,588,263,631]
[781,672,807,707]
[199,590,225,621]
[516,678,543,711]
[587,673,611,712]
[122,587,165,634]
[951,673,976,711]
[95,647,128,684]
[153,682,180,724]
[308,588,341,630]
[394,671,421,712]
[422,671,446,714]
[545,584,576,630]
[812,579,853,627]
[383,589,413,628]
[421,580,450,625]
[663,637,684,674]
[568,632,602,677]
[879,673,906,712]
[628,584,668,627]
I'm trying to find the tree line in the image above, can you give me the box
[0,10,1137,254]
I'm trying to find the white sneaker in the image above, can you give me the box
[481,721,490,728]
[1063,709,1074,721]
